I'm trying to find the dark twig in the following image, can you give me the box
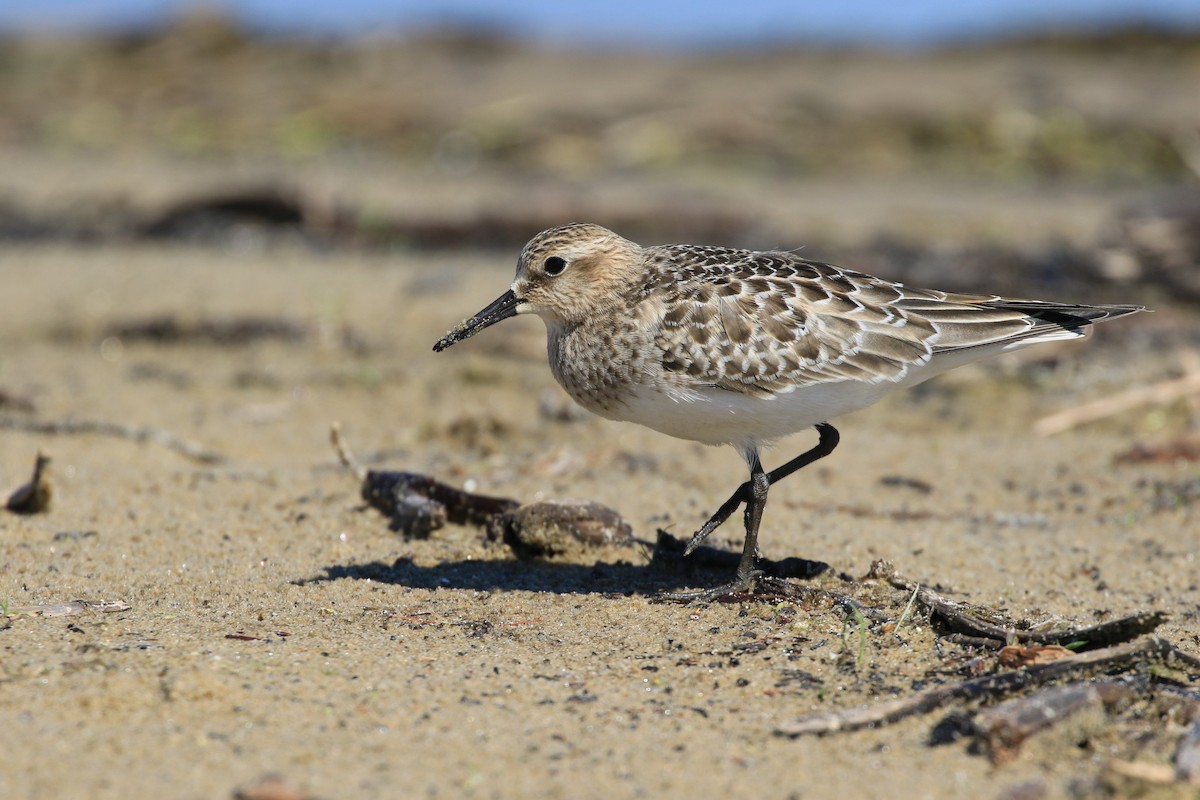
[867,560,1168,647]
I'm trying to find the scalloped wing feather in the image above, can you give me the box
[647,247,1136,398]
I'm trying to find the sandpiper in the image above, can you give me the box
[434,223,1143,599]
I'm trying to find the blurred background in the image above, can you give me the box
[1,1,1199,306]
[4,9,1200,800]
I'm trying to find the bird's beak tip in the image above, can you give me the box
[432,289,524,353]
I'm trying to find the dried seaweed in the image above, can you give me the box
[330,424,631,557]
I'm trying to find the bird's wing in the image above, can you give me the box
[646,247,1138,397]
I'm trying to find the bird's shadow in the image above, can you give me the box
[294,537,831,596]
[294,555,700,596]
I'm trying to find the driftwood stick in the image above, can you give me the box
[973,681,1134,764]
[869,561,1167,646]
[1034,371,1200,436]
[0,416,225,464]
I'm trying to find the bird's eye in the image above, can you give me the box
[544,256,567,276]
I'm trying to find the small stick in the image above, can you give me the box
[1034,371,1200,436]
[0,416,225,464]
[869,561,1168,647]
[5,599,131,617]
[1110,759,1180,785]
[974,681,1133,764]
[329,422,367,481]
[330,423,519,534]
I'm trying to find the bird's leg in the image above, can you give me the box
[682,423,840,556]
[731,452,770,587]
[664,423,840,601]
[661,455,765,601]
[765,422,840,486]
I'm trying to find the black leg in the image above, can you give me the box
[662,423,840,601]
[682,422,840,557]
[733,452,771,586]
[765,422,840,486]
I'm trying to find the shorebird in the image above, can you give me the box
[434,223,1143,599]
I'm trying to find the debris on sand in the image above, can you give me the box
[232,773,315,800]
[5,451,52,515]
[330,424,632,558]
[487,501,632,559]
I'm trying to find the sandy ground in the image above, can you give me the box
[0,186,1196,799]
[2,25,1199,799]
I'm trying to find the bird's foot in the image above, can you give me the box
[681,488,748,556]
[656,569,764,604]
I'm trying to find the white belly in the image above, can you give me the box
[595,340,1014,452]
[601,379,894,452]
